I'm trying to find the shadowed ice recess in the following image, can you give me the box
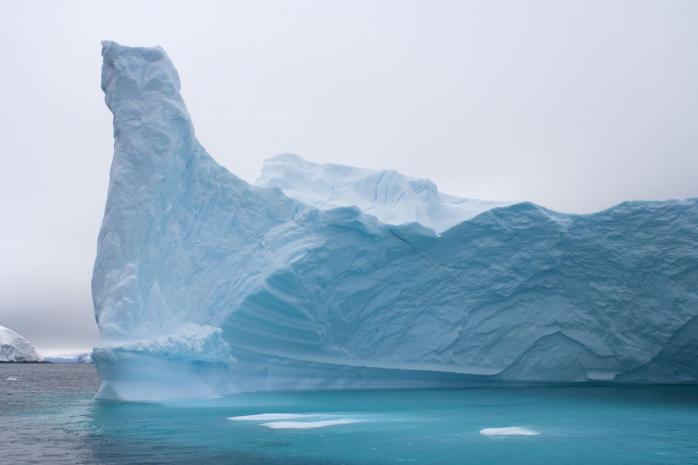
[92,41,698,401]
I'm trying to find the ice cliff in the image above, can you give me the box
[92,41,698,401]
[0,325,42,362]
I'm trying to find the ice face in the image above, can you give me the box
[256,153,513,233]
[616,316,698,384]
[92,41,698,401]
[0,325,42,362]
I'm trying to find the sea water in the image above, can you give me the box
[2,364,698,465]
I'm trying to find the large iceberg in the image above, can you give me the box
[92,41,698,401]
[0,325,42,362]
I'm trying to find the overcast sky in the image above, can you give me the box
[1,0,697,352]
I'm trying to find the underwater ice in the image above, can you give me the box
[92,41,698,401]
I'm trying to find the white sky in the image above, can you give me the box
[1,0,697,351]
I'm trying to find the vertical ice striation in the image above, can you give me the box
[93,42,698,401]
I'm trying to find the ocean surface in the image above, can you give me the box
[2,364,698,465]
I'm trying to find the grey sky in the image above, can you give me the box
[1,0,697,352]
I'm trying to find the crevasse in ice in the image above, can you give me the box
[92,41,698,400]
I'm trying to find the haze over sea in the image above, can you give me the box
[2,364,698,465]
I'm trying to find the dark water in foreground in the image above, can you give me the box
[2,364,698,465]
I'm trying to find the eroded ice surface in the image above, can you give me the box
[92,41,698,401]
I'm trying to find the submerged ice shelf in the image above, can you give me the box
[92,41,698,401]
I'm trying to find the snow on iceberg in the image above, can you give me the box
[257,153,512,233]
[0,325,42,362]
[92,41,698,401]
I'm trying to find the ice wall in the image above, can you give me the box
[92,42,698,400]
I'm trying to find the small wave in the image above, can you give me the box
[480,427,539,436]
[227,413,322,421]
[261,419,363,429]
[6,377,18,381]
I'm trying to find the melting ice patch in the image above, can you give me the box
[262,419,363,430]
[480,427,540,436]
[228,412,367,429]
[228,413,322,421]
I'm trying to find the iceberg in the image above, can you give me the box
[92,41,698,401]
[42,351,93,364]
[0,325,42,362]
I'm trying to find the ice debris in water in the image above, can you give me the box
[228,412,364,429]
[228,413,322,421]
[479,427,540,436]
[261,419,363,430]
[91,41,698,401]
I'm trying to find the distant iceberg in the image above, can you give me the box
[42,351,93,364]
[92,41,698,401]
[0,325,42,362]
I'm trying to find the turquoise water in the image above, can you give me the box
[2,365,698,464]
